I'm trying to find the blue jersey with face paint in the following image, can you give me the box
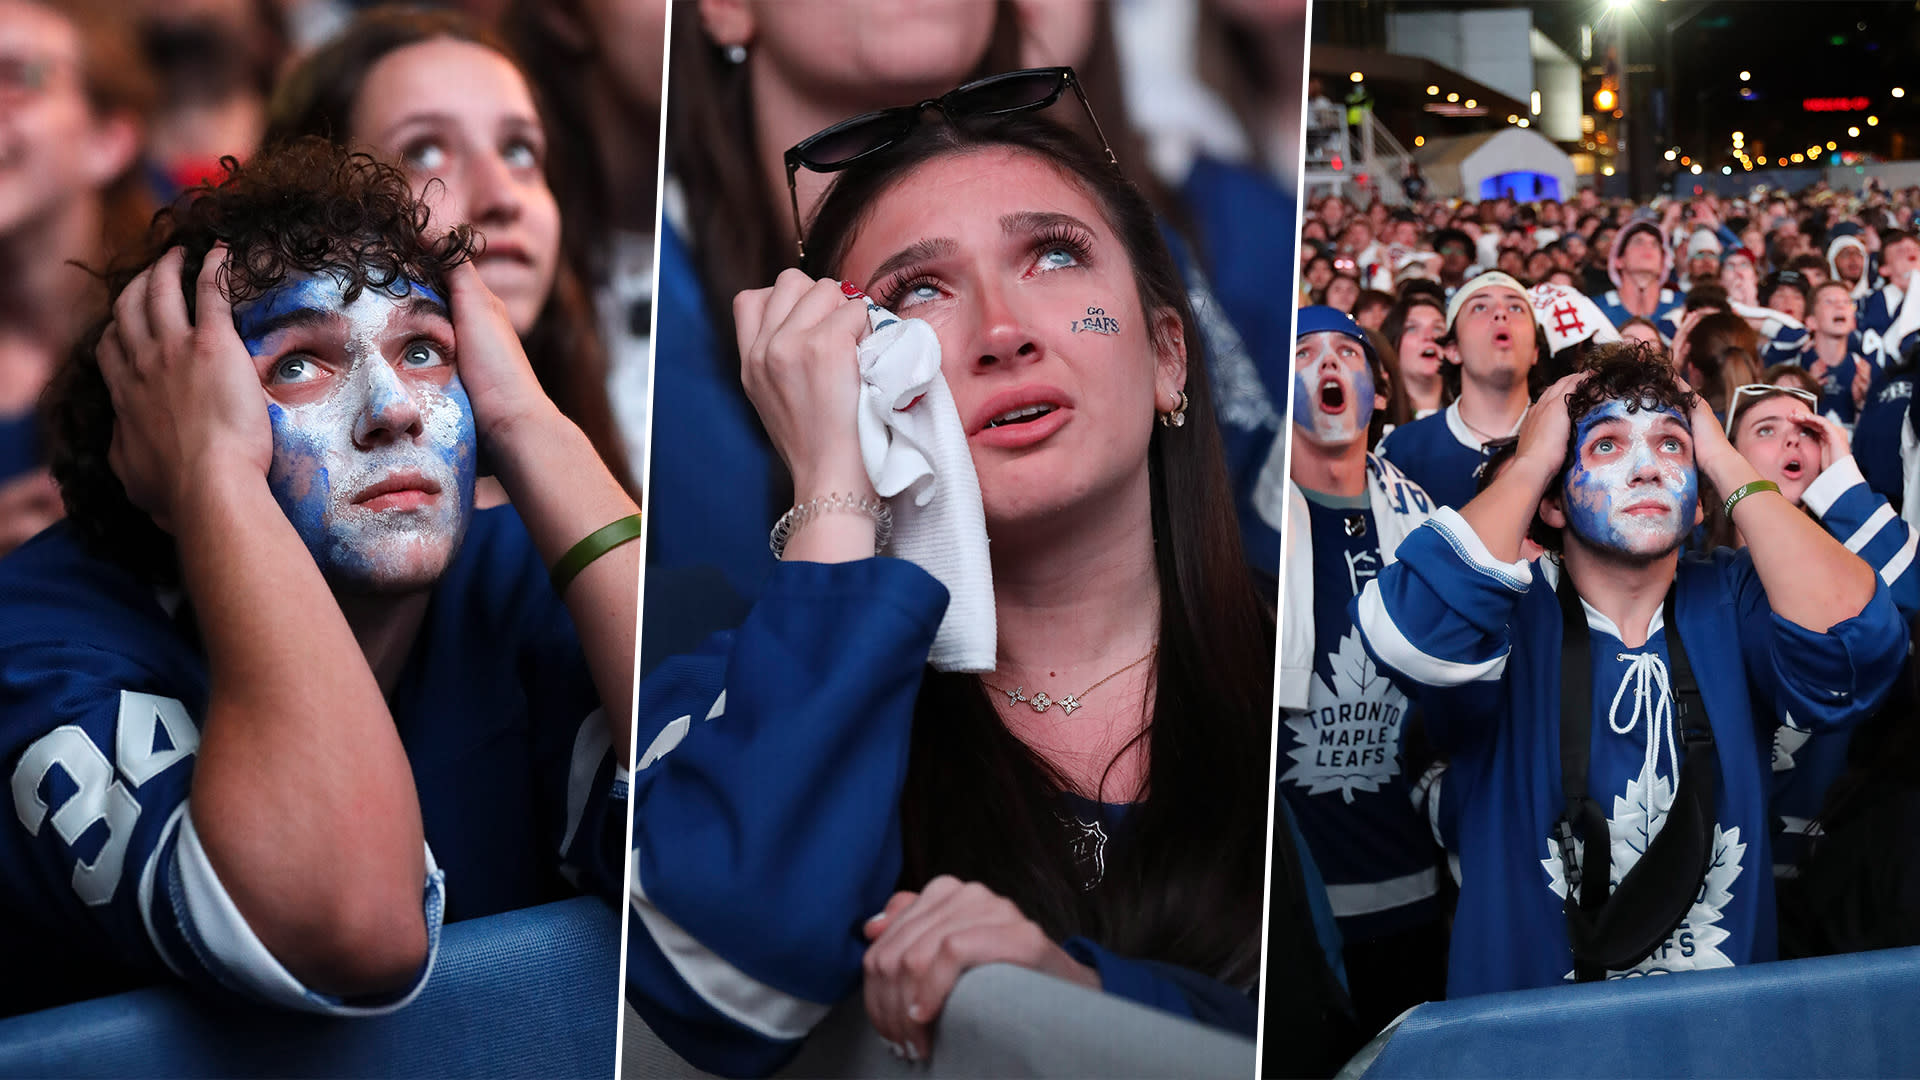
[1353,508,1906,997]
[0,506,624,1017]
[1277,493,1439,942]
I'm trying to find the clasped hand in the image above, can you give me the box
[860,876,1099,1063]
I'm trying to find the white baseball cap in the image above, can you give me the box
[1445,271,1530,331]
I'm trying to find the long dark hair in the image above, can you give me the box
[663,8,1022,448]
[804,117,1273,987]
[260,7,637,497]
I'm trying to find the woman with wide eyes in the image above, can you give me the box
[627,98,1351,1077]
[262,8,637,498]
[1716,385,1920,912]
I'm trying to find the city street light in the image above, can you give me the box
[1850,126,1861,137]
[1828,141,1838,150]
[1691,164,1703,174]
[1427,85,1440,95]
[1869,115,1880,126]
[1665,149,1678,161]
[1740,70,1751,81]
[1350,71,1364,83]
[1896,87,1907,98]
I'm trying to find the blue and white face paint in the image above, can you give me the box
[235,270,476,593]
[1292,329,1376,447]
[1563,399,1698,560]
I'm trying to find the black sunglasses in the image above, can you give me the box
[783,66,1116,261]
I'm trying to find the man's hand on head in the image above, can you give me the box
[1511,370,1588,488]
[98,246,273,534]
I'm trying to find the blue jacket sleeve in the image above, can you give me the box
[625,558,948,1077]
[1351,507,1532,751]
[1724,546,1908,737]
[1802,455,1920,622]
[1060,938,1257,1037]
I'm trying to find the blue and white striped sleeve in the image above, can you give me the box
[3,653,443,1016]
[1724,548,1908,737]
[1352,509,1531,752]
[1352,508,1531,690]
[1803,454,1920,621]
[625,558,948,1078]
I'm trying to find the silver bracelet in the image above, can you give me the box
[769,492,893,560]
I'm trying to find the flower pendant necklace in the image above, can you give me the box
[983,647,1157,717]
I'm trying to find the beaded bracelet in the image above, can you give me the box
[550,513,644,594]
[769,493,893,560]
[1723,479,1781,518]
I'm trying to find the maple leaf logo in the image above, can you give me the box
[1281,629,1406,803]
[1541,753,1744,978]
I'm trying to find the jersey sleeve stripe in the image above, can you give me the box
[1323,867,1440,918]
[629,860,831,1042]
[559,707,612,861]
[1428,508,1533,592]
[1843,504,1897,553]
[169,810,443,1016]
[1356,584,1510,686]
[1881,528,1918,585]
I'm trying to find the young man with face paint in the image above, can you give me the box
[0,140,639,1016]
[1378,272,1537,511]
[1354,348,1907,996]
[1268,306,1444,1035]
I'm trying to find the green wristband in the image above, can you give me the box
[550,513,644,594]
[1722,479,1781,518]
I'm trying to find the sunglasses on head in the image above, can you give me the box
[783,66,1116,261]
[1724,382,1818,433]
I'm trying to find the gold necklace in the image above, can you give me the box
[982,648,1157,717]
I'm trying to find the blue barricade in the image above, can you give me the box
[0,896,619,1078]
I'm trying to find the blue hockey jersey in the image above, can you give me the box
[625,558,1271,1077]
[1593,289,1682,342]
[1768,458,1919,876]
[1378,402,1519,511]
[1277,492,1439,942]
[1851,375,1915,508]
[0,507,624,1017]
[1353,508,1906,997]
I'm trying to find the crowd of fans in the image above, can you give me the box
[1282,178,1920,1034]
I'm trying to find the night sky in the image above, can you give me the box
[1528,0,1920,168]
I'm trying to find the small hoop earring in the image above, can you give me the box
[1158,390,1189,428]
[724,43,748,64]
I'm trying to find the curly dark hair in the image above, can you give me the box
[42,136,476,585]
[1532,342,1699,553]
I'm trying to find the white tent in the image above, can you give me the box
[1415,129,1577,202]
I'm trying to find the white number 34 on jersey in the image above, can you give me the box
[10,692,199,906]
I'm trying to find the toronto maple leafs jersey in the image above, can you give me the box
[1592,289,1682,343]
[626,559,1267,1077]
[1353,508,1906,997]
[1851,374,1915,508]
[1278,492,1438,942]
[1768,458,1920,876]
[1378,403,1514,512]
[0,508,624,1017]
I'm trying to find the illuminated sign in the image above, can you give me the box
[1804,97,1871,111]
